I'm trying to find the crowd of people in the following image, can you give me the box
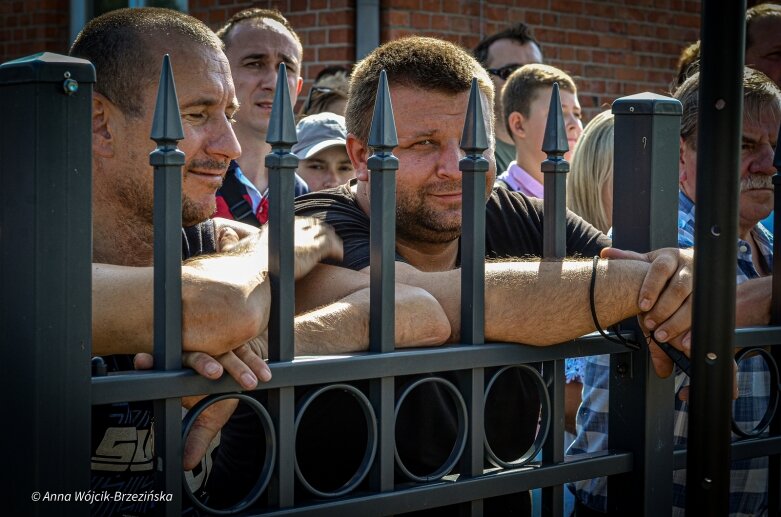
[62,2,780,516]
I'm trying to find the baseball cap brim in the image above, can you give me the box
[294,138,347,160]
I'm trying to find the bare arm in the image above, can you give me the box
[406,259,656,344]
[294,284,450,354]
[92,217,342,357]
[297,259,652,345]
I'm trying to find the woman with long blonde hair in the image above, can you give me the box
[567,110,615,233]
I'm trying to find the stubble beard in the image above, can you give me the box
[395,182,463,244]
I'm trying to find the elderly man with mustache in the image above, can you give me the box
[570,66,778,517]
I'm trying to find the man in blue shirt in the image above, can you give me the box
[569,67,778,516]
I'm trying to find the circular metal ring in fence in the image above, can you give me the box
[483,365,550,469]
[181,393,275,515]
[294,384,377,498]
[394,376,468,482]
[731,347,780,438]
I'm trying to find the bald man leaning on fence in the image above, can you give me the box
[69,8,449,516]
[207,36,698,515]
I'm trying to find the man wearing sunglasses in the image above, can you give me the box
[474,23,544,173]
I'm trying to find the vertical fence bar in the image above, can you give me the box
[149,54,185,515]
[367,70,398,493]
[458,78,489,517]
[540,82,569,517]
[770,132,781,517]
[687,1,745,514]
[1,52,94,517]
[265,63,298,508]
[610,93,681,515]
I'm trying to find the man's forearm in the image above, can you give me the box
[294,285,450,355]
[397,259,650,345]
[92,240,270,357]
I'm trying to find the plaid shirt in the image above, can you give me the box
[568,191,773,516]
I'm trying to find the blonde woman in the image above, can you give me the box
[567,110,615,233]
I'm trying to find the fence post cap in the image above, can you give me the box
[0,52,95,85]
[612,93,682,115]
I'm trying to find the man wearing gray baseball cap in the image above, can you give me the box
[293,112,355,191]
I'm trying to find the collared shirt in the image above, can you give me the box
[214,160,309,225]
[569,190,773,516]
[496,161,544,199]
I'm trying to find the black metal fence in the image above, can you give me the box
[3,4,781,515]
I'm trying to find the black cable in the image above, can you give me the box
[590,255,694,376]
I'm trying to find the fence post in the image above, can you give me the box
[458,78,489,516]
[687,2,745,514]
[367,69,399,494]
[540,82,570,516]
[265,63,299,508]
[0,52,94,516]
[149,54,185,515]
[610,92,681,515]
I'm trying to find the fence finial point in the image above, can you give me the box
[150,54,184,143]
[460,77,489,154]
[368,70,398,149]
[266,63,297,147]
[541,82,569,155]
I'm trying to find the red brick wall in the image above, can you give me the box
[382,0,701,120]
[0,0,703,121]
[0,0,69,61]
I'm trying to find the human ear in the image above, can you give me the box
[92,93,115,158]
[678,136,688,183]
[508,111,526,140]
[346,133,370,181]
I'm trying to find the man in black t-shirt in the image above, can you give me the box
[289,37,697,516]
[294,36,694,356]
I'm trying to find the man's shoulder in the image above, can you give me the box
[294,183,365,221]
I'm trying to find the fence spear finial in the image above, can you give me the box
[460,78,489,155]
[368,70,398,150]
[541,82,569,156]
[150,54,184,144]
[266,63,297,148]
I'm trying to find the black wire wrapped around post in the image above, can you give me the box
[539,81,569,516]
[265,62,298,508]
[770,120,781,514]
[687,1,745,514]
[367,69,399,493]
[149,54,184,515]
[458,78,488,514]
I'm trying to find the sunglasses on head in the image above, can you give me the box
[303,86,335,114]
[486,63,523,80]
